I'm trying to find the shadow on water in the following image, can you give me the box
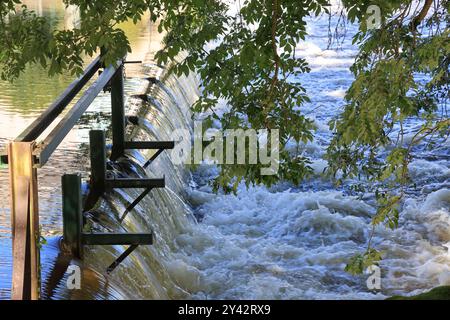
[41,237,129,300]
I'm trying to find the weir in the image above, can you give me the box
[2,4,449,301]
[1,54,177,300]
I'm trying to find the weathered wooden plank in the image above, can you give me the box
[11,176,30,300]
[8,142,40,300]
[62,174,83,258]
[82,233,153,245]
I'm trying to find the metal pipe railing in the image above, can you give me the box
[34,60,122,167]
[6,55,120,300]
[16,57,101,143]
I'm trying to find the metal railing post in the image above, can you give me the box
[90,130,106,192]
[110,65,125,161]
[8,142,40,300]
[62,174,83,258]
[84,130,106,211]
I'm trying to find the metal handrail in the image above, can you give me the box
[33,59,123,167]
[16,56,102,142]
[5,55,124,300]
[5,53,166,299]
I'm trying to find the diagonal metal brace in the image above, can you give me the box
[143,149,164,169]
[106,244,138,274]
[119,187,154,222]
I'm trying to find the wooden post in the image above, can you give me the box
[62,174,83,258]
[8,142,40,300]
[110,65,125,161]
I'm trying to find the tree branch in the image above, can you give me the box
[263,0,281,126]
[410,0,433,30]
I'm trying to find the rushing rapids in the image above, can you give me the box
[44,17,450,299]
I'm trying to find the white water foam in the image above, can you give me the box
[171,184,450,299]
[170,10,450,300]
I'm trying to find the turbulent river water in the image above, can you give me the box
[0,1,449,300]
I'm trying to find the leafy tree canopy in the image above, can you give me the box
[1,0,449,272]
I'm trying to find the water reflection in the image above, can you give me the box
[41,237,130,300]
[0,1,80,122]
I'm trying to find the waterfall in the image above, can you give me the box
[42,57,203,300]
